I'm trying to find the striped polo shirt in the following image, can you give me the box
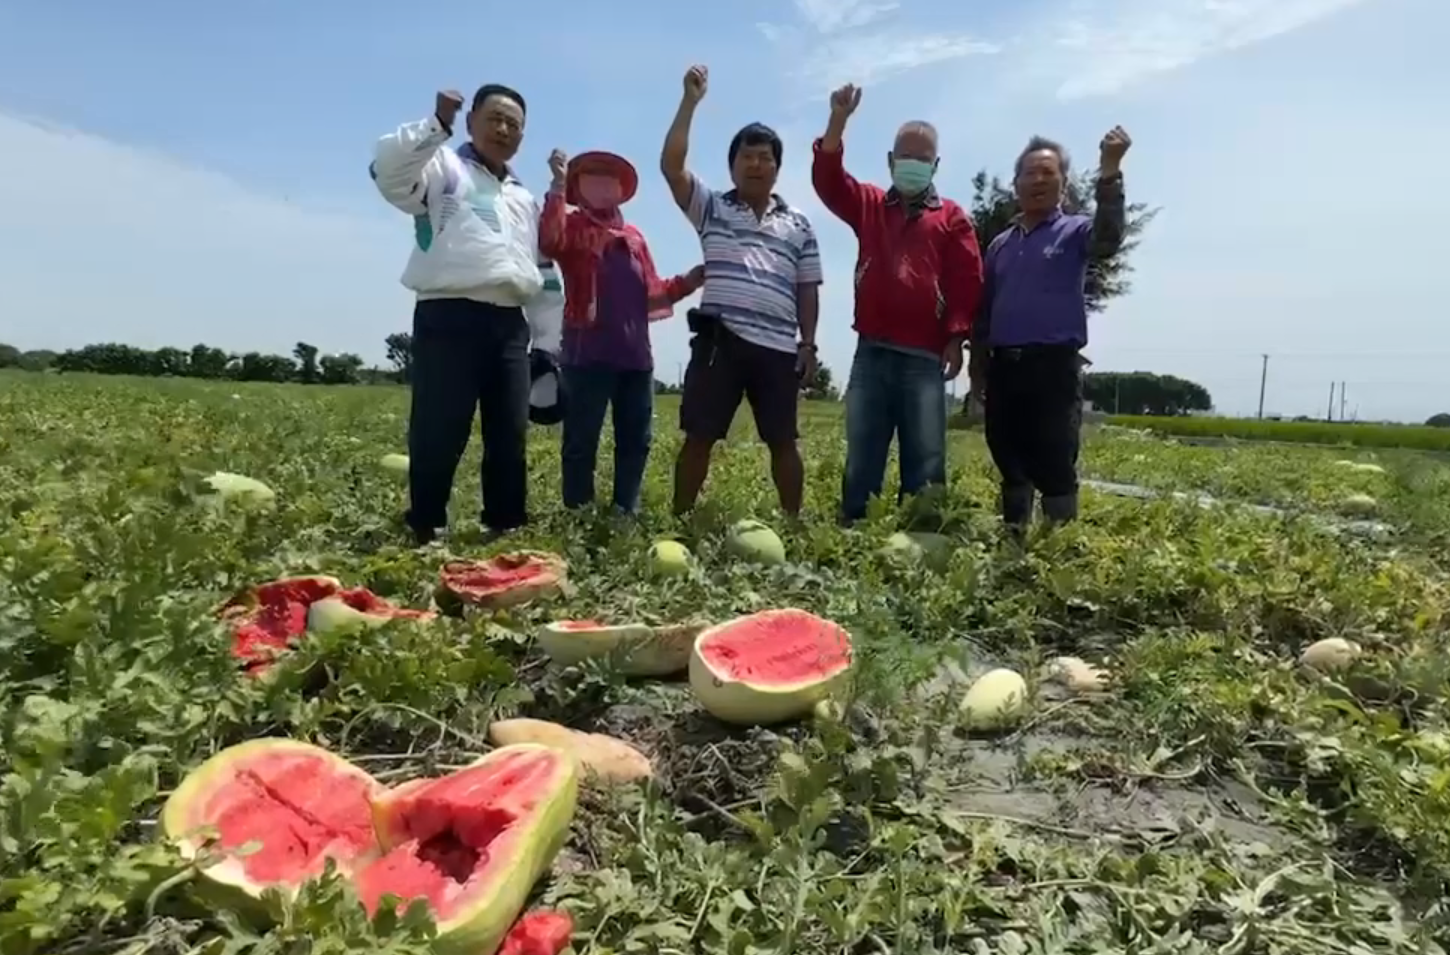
[685,172,823,354]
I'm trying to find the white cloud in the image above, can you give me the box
[790,0,901,33]
[756,0,998,97]
[1047,0,1378,98]
[794,32,1002,92]
[0,111,413,361]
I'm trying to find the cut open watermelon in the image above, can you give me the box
[438,552,567,612]
[536,618,696,676]
[357,743,579,955]
[219,576,433,676]
[160,739,383,905]
[689,608,854,725]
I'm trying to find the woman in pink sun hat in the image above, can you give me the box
[539,147,704,515]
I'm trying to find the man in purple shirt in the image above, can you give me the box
[968,127,1132,535]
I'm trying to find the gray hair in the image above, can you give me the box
[1014,135,1070,178]
[896,120,939,143]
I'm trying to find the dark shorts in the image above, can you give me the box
[679,313,799,446]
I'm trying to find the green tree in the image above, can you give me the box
[0,343,20,368]
[18,349,57,372]
[188,344,231,379]
[384,332,414,383]
[968,169,1160,314]
[233,352,296,382]
[294,342,320,383]
[153,346,188,377]
[802,362,839,401]
[1084,371,1212,416]
[319,353,364,385]
[1426,413,1450,428]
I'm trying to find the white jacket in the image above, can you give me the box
[371,116,555,345]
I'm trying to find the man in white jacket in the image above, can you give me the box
[370,83,550,544]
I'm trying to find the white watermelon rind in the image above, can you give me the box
[688,608,854,726]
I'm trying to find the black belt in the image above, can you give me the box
[990,343,1082,361]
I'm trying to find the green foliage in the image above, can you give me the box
[1085,371,1213,415]
[1112,413,1450,451]
[800,362,839,402]
[969,169,1161,314]
[3,372,1450,953]
[2,340,388,385]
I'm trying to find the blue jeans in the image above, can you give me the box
[560,365,654,513]
[840,339,947,523]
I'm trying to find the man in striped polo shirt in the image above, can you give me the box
[660,64,824,518]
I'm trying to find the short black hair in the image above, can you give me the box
[728,123,782,167]
[471,83,526,115]
[1014,135,1069,178]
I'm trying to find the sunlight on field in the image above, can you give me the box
[5,371,1450,952]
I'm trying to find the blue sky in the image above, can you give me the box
[0,0,1443,421]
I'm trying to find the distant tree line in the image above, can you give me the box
[0,333,844,400]
[0,340,386,385]
[1083,371,1213,416]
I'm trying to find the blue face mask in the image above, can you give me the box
[891,157,935,196]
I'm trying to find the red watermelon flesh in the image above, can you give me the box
[438,552,566,609]
[697,608,852,684]
[555,619,605,630]
[223,576,342,673]
[499,909,574,955]
[161,740,382,892]
[223,577,429,676]
[442,557,549,593]
[355,746,576,926]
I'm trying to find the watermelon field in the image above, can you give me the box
[9,370,1450,954]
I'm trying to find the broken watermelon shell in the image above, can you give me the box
[689,608,854,726]
[535,619,700,676]
[355,743,580,955]
[218,576,434,677]
[437,551,567,612]
[160,738,383,909]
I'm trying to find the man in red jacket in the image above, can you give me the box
[811,83,984,524]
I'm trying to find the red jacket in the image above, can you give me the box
[538,190,697,328]
[811,139,984,354]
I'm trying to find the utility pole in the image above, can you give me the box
[1327,382,1336,421]
[1339,382,1347,422]
[1256,354,1269,419]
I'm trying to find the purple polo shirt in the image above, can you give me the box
[982,209,1095,348]
[560,239,653,372]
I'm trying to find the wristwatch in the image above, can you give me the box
[798,342,818,352]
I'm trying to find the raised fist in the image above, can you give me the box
[435,89,465,127]
[1099,125,1132,169]
[829,83,862,118]
[682,65,708,103]
[548,148,568,182]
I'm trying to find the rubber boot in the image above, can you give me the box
[1000,484,1034,540]
[1040,491,1079,527]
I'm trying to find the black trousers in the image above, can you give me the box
[983,345,1084,525]
[406,298,531,533]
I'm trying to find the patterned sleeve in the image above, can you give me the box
[795,216,824,286]
[684,172,715,233]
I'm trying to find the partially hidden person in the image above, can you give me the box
[538,146,704,514]
[660,63,824,519]
[811,82,984,525]
[370,84,554,545]
[968,127,1132,535]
